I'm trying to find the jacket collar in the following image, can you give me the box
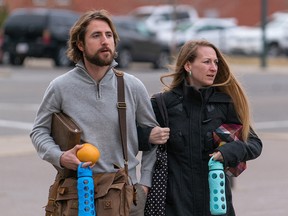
[172,81,232,104]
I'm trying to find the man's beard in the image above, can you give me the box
[84,48,115,66]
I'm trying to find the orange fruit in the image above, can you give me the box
[76,143,100,164]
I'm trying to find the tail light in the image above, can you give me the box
[42,29,51,45]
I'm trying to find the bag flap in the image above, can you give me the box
[56,177,78,200]
[54,168,130,200]
[94,172,117,198]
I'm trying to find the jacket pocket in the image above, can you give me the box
[167,130,186,153]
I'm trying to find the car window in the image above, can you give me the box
[176,12,190,20]
[197,25,225,32]
[49,13,79,27]
[4,13,47,36]
[48,13,79,38]
[133,12,151,20]
[5,13,46,27]
[136,22,154,37]
[267,17,288,28]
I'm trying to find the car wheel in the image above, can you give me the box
[117,49,132,69]
[153,51,169,69]
[9,54,25,66]
[54,46,72,67]
[267,43,281,56]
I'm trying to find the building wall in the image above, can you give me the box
[1,0,288,26]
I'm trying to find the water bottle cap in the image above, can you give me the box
[208,156,224,170]
[77,162,93,177]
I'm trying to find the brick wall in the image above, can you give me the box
[2,0,288,26]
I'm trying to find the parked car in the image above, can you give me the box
[224,11,288,56]
[224,26,262,55]
[2,8,80,66]
[113,16,171,69]
[264,11,288,56]
[0,29,3,64]
[173,18,237,52]
[130,4,198,33]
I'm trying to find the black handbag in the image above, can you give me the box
[144,92,168,216]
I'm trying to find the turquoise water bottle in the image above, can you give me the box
[77,163,96,216]
[208,156,227,215]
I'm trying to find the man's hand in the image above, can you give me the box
[149,126,170,144]
[60,144,93,170]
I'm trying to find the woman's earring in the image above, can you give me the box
[188,71,192,77]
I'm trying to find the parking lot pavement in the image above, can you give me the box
[0,60,287,215]
[0,135,34,157]
[233,132,288,215]
[0,131,288,216]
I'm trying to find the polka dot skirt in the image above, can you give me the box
[144,145,168,216]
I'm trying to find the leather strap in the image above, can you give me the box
[113,69,128,175]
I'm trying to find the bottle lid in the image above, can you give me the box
[208,156,224,170]
[77,162,93,177]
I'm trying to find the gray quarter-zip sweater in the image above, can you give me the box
[30,60,158,187]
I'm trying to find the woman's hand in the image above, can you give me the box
[209,151,224,162]
[141,185,149,195]
[149,126,170,144]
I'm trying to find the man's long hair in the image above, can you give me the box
[66,9,119,63]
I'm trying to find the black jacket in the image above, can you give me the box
[148,83,262,216]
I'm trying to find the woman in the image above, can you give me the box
[146,40,263,215]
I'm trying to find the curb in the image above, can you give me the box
[0,135,35,157]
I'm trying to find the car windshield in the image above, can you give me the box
[267,16,288,28]
[136,22,153,36]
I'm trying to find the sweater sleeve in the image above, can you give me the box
[30,81,64,168]
[218,128,262,168]
[132,77,158,187]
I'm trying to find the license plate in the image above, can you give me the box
[16,43,29,54]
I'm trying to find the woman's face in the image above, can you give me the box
[185,46,218,89]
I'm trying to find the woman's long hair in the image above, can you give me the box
[161,40,251,141]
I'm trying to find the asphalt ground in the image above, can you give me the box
[1,59,288,215]
[1,132,288,216]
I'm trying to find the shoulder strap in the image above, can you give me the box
[154,92,169,127]
[113,69,128,174]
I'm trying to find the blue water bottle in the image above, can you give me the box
[77,163,96,216]
[208,156,227,215]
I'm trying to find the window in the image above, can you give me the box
[55,0,71,6]
[32,0,47,6]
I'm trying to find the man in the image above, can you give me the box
[30,9,169,215]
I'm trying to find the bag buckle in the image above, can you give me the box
[117,102,126,109]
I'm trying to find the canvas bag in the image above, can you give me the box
[45,70,136,216]
[144,92,168,216]
[45,166,135,216]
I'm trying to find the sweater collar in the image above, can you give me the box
[75,60,118,83]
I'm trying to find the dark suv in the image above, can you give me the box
[113,16,171,69]
[2,8,80,67]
